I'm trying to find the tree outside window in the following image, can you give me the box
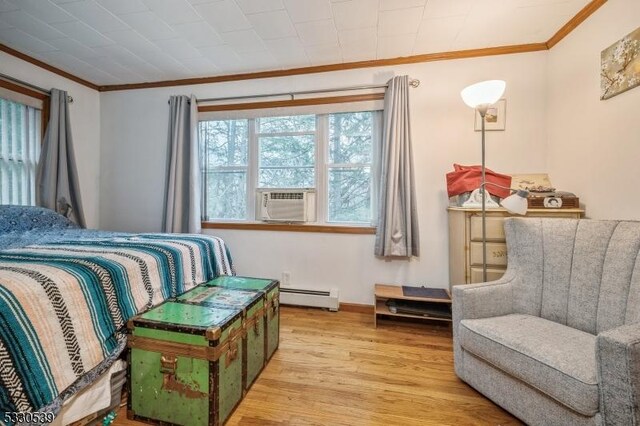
[199,110,379,224]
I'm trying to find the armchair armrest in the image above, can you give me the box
[452,273,516,323]
[596,323,640,425]
[452,273,516,380]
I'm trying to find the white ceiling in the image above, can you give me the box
[0,0,590,86]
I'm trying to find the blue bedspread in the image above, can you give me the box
[0,206,234,417]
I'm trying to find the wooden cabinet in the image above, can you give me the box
[447,207,584,288]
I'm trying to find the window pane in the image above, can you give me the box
[260,135,315,167]
[0,97,39,206]
[329,112,373,164]
[259,167,315,188]
[258,115,315,133]
[328,166,371,223]
[259,134,315,188]
[199,120,248,168]
[204,171,246,220]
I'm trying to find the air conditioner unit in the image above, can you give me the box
[256,189,316,222]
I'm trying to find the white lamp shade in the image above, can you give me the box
[460,80,506,108]
[500,190,529,215]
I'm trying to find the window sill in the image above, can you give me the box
[201,221,377,235]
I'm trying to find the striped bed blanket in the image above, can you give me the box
[0,231,234,416]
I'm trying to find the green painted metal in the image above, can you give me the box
[179,285,267,390]
[139,301,236,329]
[129,302,243,426]
[266,288,279,360]
[205,276,280,361]
[216,317,244,424]
[206,276,276,291]
[134,327,208,346]
[177,286,260,307]
[244,298,265,387]
[131,349,210,425]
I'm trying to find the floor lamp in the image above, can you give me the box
[460,80,528,282]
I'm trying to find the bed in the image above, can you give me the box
[0,205,234,422]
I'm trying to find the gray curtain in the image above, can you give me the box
[36,88,86,228]
[163,95,201,233]
[374,76,419,257]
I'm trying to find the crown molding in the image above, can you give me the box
[0,0,606,93]
[99,43,548,92]
[546,0,607,48]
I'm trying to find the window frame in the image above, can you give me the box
[199,119,250,222]
[323,112,381,224]
[0,79,49,139]
[0,80,47,206]
[199,101,382,231]
[255,116,318,191]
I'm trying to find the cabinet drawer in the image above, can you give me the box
[470,241,508,266]
[470,267,506,283]
[470,215,506,242]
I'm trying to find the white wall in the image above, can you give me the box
[547,0,640,220]
[100,52,548,304]
[4,0,635,304]
[0,52,102,228]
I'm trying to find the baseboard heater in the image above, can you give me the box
[279,288,339,312]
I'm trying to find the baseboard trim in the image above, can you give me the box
[340,303,374,314]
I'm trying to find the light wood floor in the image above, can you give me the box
[115,307,520,425]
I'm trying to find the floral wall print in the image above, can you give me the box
[601,26,640,100]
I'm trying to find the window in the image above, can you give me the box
[257,115,316,189]
[328,112,374,223]
[0,97,41,205]
[199,119,248,220]
[200,110,380,225]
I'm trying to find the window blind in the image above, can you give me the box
[0,97,41,205]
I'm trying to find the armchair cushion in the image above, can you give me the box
[459,314,598,416]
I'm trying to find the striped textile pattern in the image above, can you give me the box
[0,232,234,414]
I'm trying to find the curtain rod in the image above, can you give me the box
[168,78,420,104]
[197,79,420,104]
[0,72,74,103]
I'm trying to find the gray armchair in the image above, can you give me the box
[453,218,640,426]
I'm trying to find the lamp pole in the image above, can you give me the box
[460,80,507,283]
[477,105,489,283]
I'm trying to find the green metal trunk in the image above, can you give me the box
[205,276,280,360]
[176,286,266,391]
[127,301,243,426]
